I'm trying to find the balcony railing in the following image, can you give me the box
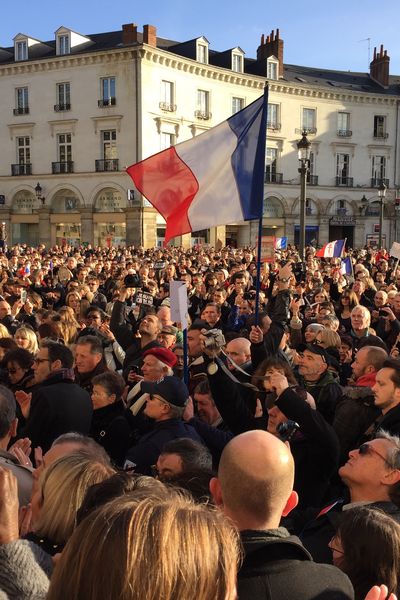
[295,127,317,135]
[267,121,281,131]
[52,161,74,174]
[11,163,31,176]
[95,159,119,172]
[13,106,29,115]
[159,101,177,112]
[98,97,116,107]
[336,207,347,215]
[335,176,353,187]
[337,129,352,137]
[54,103,71,112]
[265,171,283,184]
[194,110,212,120]
[371,178,389,188]
[307,175,319,186]
[373,131,389,139]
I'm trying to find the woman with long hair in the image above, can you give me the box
[336,289,359,332]
[14,326,39,355]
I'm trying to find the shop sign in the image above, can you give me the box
[96,192,125,212]
[12,194,37,214]
[329,216,356,226]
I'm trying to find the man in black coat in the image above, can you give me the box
[367,357,400,439]
[16,340,93,453]
[125,376,204,475]
[210,430,353,600]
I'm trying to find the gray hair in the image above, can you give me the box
[376,430,400,507]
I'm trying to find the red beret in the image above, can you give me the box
[143,347,177,368]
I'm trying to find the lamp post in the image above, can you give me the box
[35,182,46,206]
[297,131,311,261]
[378,180,387,250]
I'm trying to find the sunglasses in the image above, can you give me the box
[358,443,390,464]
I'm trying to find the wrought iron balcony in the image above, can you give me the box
[373,131,389,139]
[95,159,119,172]
[306,207,313,216]
[265,171,283,184]
[295,127,317,135]
[371,178,389,188]
[13,106,29,115]
[267,121,281,131]
[52,161,74,174]
[54,103,71,112]
[11,163,31,176]
[336,207,347,215]
[194,110,212,120]
[335,176,353,187]
[98,97,116,107]
[159,102,177,112]
[337,129,352,137]
[307,175,319,186]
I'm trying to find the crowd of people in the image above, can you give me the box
[0,240,399,598]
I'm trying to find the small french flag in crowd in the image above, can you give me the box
[340,256,353,275]
[275,237,287,250]
[127,92,268,244]
[315,239,346,258]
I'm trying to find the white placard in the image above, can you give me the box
[170,281,188,330]
[390,242,400,259]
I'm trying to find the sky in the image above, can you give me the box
[2,0,400,75]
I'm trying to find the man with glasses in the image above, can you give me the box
[15,340,92,453]
[292,430,400,564]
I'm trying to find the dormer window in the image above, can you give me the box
[15,40,28,61]
[232,53,243,73]
[197,43,208,64]
[267,57,279,80]
[57,34,70,55]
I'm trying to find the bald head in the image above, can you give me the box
[213,430,295,529]
[226,337,251,368]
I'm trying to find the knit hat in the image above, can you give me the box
[143,347,177,368]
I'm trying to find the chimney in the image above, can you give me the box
[257,28,284,77]
[143,24,157,47]
[369,44,390,88]
[122,23,138,45]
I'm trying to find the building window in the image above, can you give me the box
[265,148,279,182]
[302,108,316,133]
[55,82,71,111]
[14,87,29,115]
[161,132,175,150]
[197,43,208,64]
[232,97,244,115]
[58,34,70,55]
[195,90,211,119]
[160,80,175,111]
[102,130,117,159]
[15,40,28,61]
[58,133,72,162]
[337,112,351,136]
[17,136,30,164]
[267,103,280,129]
[371,155,387,186]
[336,153,350,185]
[99,77,116,107]
[374,115,388,139]
[267,59,278,80]
[232,53,243,73]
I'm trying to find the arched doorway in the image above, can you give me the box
[11,190,39,245]
[51,189,82,246]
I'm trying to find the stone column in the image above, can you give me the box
[285,218,296,246]
[354,218,366,248]
[125,207,142,246]
[0,210,11,247]
[142,208,157,248]
[318,218,330,245]
[38,208,51,248]
[209,226,226,249]
[80,207,94,245]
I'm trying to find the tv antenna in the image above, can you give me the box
[358,37,371,68]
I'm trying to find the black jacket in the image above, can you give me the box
[18,370,93,453]
[364,403,400,440]
[238,528,354,600]
[90,400,132,467]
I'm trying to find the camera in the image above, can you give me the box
[379,306,389,317]
[202,328,226,351]
[277,420,300,442]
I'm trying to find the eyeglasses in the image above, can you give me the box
[34,357,51,365]
[328,536,344,555]
[358,443,390,464]
[7,368,17,375]
[313,339,324,346]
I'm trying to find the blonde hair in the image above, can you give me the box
[319,328,341,349]
[33,453,114,545]
[0,323,11,339]
[14,326,38,354]
[47,494,240,600]
[56,306,80,344]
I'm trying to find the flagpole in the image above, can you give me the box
[183,328,189,386]
[254,84,269,326]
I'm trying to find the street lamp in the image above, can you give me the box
[378,180,387,250]
[35,182,46,206]
[297,131,311,261]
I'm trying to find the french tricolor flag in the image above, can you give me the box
[315,239,346,258]
[127,92,268,244]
